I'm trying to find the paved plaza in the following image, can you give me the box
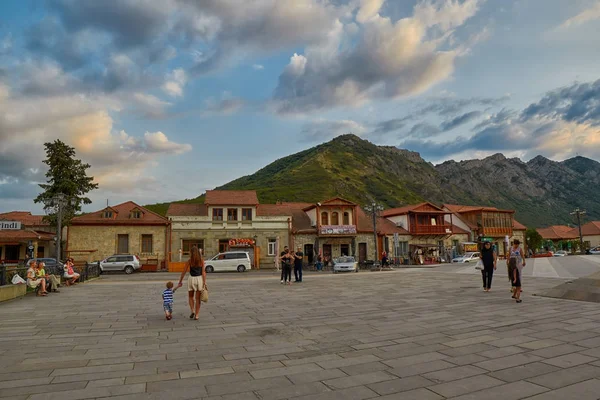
[4,264,600,399]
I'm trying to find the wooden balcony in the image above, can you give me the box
[409,224,453,235]
[481,227,513,237]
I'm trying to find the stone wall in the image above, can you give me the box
[67,225,168,263]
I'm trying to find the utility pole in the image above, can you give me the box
[570,208,586,254]
[364,201,384,269]
[45,193,67,262]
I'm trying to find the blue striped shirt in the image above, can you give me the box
[162,289,174,305]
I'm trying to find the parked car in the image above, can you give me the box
[204,252,251,272]
[29,258,64,276]
[587,247,600,255]
[99,255,140,274]
[333,256,358,273]
[553,250,568,257]
[452,252,481,263]
[532,251,553,258]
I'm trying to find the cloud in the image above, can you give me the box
[0,34,12,54]
[440,110,482,131]
[300,119,368,142]
[202,95,246,116]
[371,117,411,136]
[271,0,483,114]
[356,0,386,23]
[409,122,442,138]
[252,64,265,70]
[416,95,509,116]
[399,80,600,162]
[558,1,600,29]
[162,68,187,97]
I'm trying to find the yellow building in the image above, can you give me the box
[67,202,170,269]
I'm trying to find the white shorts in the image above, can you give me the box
[188,276,204,292]
[27,279,41,289]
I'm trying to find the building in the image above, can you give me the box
[537,225,578,250]
[575,221,600,248]
[0,212,57,264]
[67,202,170,269]
[167,191,293,268]
[443,204,527,256]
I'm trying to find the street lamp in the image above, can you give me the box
[44,193,68,262]
[570,208,586,254]
[364,201,384,269]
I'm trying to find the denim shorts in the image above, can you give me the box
[163,303,173,313]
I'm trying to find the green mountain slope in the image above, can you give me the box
[145,134,600,227]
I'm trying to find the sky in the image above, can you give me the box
[1,0,599,213]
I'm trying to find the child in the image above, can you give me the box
[163,281,181,320]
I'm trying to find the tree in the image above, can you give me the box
[34,140,99,227]
[525,228,543,253]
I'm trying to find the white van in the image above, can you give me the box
[205,251,251,272]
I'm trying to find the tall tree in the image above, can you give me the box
[525,228,543,253]
[34,140,99,227]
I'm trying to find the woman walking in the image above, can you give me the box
[480,242,497,292]
[507,240,526,303]
[178,245,206,320]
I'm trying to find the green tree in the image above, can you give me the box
[525,228,543,253]
[34,140,99,227]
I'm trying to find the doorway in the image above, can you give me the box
[37,246,45,259]
[5,245,20,261]
[323,244,332,264]
[304,244,314,264]
[219,239,229,253]
[359,243,367,263]
[340,244,350,256]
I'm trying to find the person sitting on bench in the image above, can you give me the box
[27,261,48,296]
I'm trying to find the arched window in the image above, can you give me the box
[331,212,339,225]
[343,212,350,225]
[321,212,329,225]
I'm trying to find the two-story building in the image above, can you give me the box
[577,221,600,248]
[0,212,57,264]
[67,202,170,268]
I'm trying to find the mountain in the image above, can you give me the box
[145,135,600,227]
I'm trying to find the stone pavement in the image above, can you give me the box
[3,270,600,399]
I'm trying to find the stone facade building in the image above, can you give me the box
[0,212,57,264]
[67,202,170,268]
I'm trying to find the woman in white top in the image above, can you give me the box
[27,261,48,296]
[507,239,526,303]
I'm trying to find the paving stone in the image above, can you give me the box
[206,376,292,396]
[249,363,322,379]
[87,378,126,388]
[518,339,565,350]
[323,371,394,389]
[255,381,331,400]
[0,381,88,398]
[422,365,487,383]
[474,353,543,372]
[527,364,600,389]
[287,368,348,384]
[27,384,146,400]
[447,380,549,400]
[488,362,560,383]
[377,387,443,400]
[445,353,488,365]
[382,352,448,369]
[525,379,600,400]
[428,374,505,398]
[367,376,434,395]
[387,360,457,378]
[316,354,381,369]
[541,352,597,368]
[529,343,588,358]
[290,385,378,400]
[124,372,180,384]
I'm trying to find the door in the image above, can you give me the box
[359,243,367,263]
[377,236,383,259]
[37,246,45,259]
[304,244,314,264]
[104,256,118,271]
[224,253,238,271]
[5,245,20,262]
[340,244,349,256]
[323,244,332,264]
[117,234,129,254]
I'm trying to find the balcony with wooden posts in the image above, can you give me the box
[408,214,453,236]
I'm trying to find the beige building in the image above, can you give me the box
[577,221,600,248]
[67,202,170,269]
[0,212,57,264]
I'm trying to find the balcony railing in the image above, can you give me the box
[482,227,513,236]
[409,224,453,235]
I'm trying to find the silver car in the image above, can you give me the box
[452,252,481,263]
[333,256,359,273]
[100,255,141,274]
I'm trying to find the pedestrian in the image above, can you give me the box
[281,249,293,285]
[294,246,303,282]
[63,258,80,286]
[162,281,181,320]
[280,246,289,283]
[178,245,207,320]
[316,253,323,271]
[480,242,497,292]
[37,261,60,293]
[507,240,526,303]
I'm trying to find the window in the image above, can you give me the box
[341,244,349,256]
[225,253,246,260]
[438,240,444,249]
[117,256,132,262]
[141,234,153,253]
[102,210,113,218]
[343,212,350,225]
[227,208,238,221]
[117,234,129,254]
[399,241,409,255]
[212,208,223,221]
[321,212,329,225]
[268,239,276,256]
[182,240,204,255]
[242,208,252,221]
[130,210,142,219]
[219,239,229,253]
[452,240,459,248]
[106,256,117,262]
[331,212,339,225]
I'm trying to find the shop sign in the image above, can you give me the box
[229,238,255,247]
[0,221,21,230]
[463,242,478,252]
[319,225,357,235]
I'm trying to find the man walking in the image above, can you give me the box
[294,246,304,282]
[281,246,289,284]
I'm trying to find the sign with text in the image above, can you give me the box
[229,238,255,247]
[319,225,357,235]
[0,221,22,230]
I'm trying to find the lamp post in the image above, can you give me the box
[570,208,586,254]
[45,193,68,262]
[364,201,384,270]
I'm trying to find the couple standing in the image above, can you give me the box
[479,240,525,303]
[280,246,303,285]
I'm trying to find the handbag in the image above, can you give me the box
[200,285,209,303]
[475,260,484,271]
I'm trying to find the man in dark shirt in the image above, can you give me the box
[294,247,304,283]
[280,246,289,283]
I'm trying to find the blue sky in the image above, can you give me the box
[1,0,599,213]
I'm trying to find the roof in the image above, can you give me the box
[0,229,55,243]
[452,225,470,235]
[205,190,259,206]
[443,204,515,214]
[0,211,49,226]
[578,221,600,236]
[166,203,208,217]
[71,201,168,225]
[538,225,578,240]
[257,203,314,232]
[355,207,409,235]
[513,220,527,230]
[302,197,357,211]
[382,202,448,217]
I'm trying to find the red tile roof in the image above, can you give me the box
[538,225,578,240]
[513,220,527,230]
[205,190,259,206]
[72,201,168,225]
[355,207,409,235]
[382,202,447,217]
[0,229,55,243]
[443,204,515,213]
[578,221,600,236]
[257,203,314,232]
[0,211,49,226]
[166,203,208,217]
[452,225,470,235]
